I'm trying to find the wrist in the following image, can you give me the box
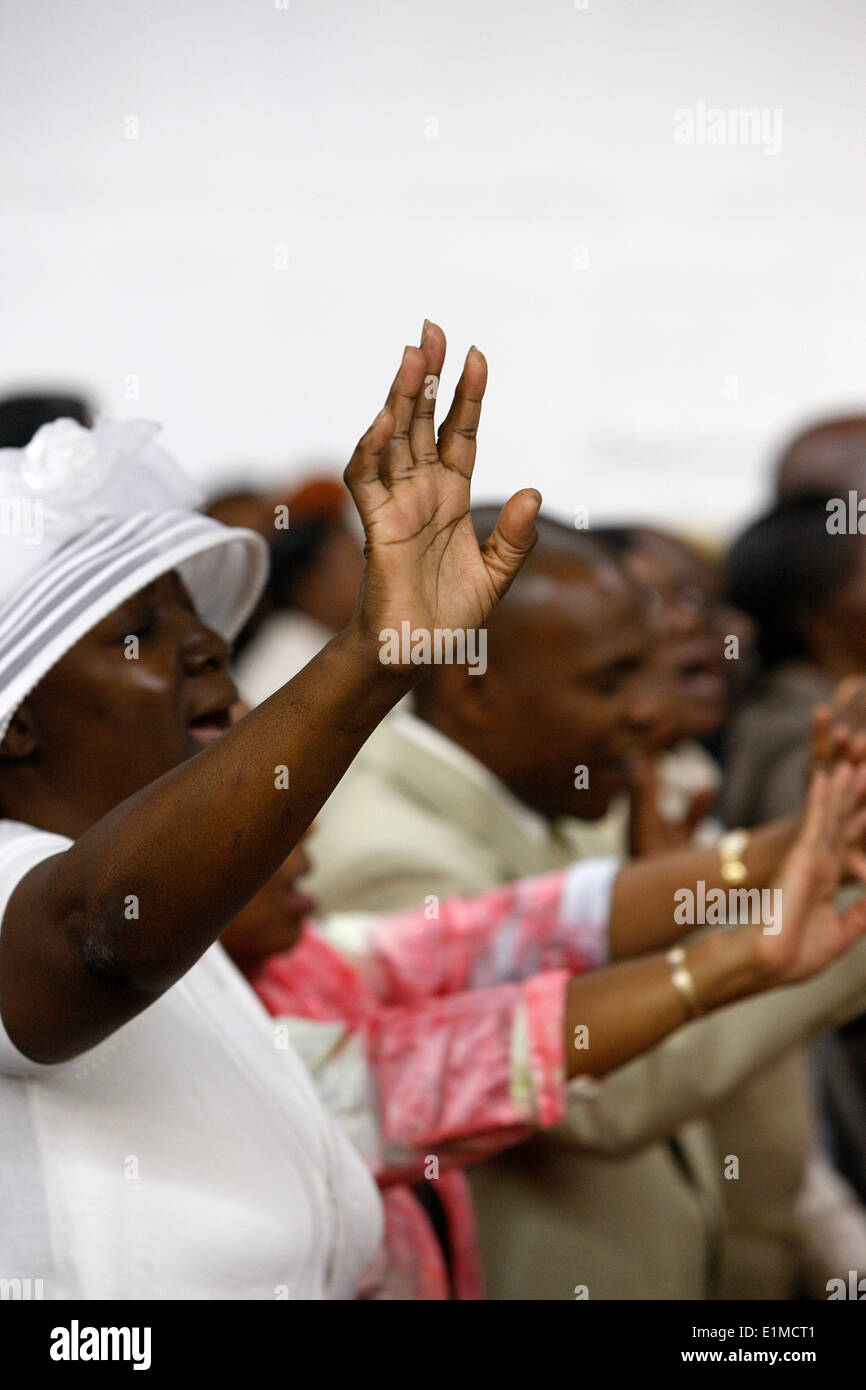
[328,621,421,701]
[746,815,798,883]
[686,926,770,1010]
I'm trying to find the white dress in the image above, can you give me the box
[0,820,383,1300]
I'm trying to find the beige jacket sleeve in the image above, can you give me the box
[555,936,866,1156]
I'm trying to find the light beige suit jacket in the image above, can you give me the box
[305,713,866,1299]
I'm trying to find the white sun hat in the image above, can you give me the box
[0,417,269,743]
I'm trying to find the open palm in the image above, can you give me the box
[759,763,866,985]
[344,321,541,666]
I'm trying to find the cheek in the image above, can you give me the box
[77,654,183,744]
[526,695,597,763]
[556,696,603,746]
[112,649,179,704]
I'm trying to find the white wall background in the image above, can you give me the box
[2,0,866,539]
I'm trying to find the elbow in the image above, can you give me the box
[72,892,165,999]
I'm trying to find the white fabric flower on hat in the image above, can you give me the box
[20,418,111,498]
[0,415,269,749]
[0,417,207,598]
[0,417,203,533]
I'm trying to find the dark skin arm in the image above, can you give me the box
[0,323,542,1063]
[565,761,866,1075]
[608,815,795,959]
[223,763,866,1083]
[563,929,763,1077]
[609,712,866,960]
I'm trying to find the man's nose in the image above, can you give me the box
[627,680,673,740]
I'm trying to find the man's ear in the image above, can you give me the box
[446,660,501,730]
[0,705,39,760]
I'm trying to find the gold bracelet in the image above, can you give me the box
[719,828,750,885]
[666,946,703,1018]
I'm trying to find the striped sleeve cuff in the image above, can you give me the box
[559,856,621,969]
[511,969,570,1128]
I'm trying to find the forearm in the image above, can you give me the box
[608,816,796,959]
[565,926,768,1077]
[370,931,766,1165]
[557,934,866,1157]
[49,627,412,995]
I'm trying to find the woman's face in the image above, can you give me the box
[3,571,239,837]
[219,833,316,967]
[624,533,729,741]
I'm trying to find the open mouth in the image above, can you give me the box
[284,889,317,918]
[187,709,232,746]
[675,649,726,703]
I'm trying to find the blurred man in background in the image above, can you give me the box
[303,508,866,1299]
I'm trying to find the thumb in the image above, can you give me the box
[630,759,658,804]
[479,489,542,601]
[685,788,716,833]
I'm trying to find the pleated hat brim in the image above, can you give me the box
[0,510,269,743]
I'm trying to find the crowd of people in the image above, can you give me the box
[2,324,866,1300]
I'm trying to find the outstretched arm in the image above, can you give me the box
[245,765,866,1180]
[611,708,866,959]
[0,323,541,1064]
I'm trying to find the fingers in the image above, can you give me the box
[348,328,487,503]
[820,675,866,769]
[628,760,658,828]
[811,706,833,766]
[811,762,866,871]
[845,851,866,884]
[686,788,716,831]
[836,763,866,840]
[437,346,488,479]
[842,895,866,940]
[840,768,866,882]
[831,674,866,715]
[631,759,657,797]
[380,345,428,485]
[797,765,832,853]
[822,761,858,849]
[344,334,436,503]
[815,715,866,771]
[409,320,447,466]
[343,407,395,509]
[478,488,542,601]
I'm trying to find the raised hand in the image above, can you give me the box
[628,758,715,857]
[810,679,866,769]
[757,762,866,986]
[343,321,541,672]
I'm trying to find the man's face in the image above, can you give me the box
[477,564,667,820]
[9,571,239,836]
[623,533,729,742]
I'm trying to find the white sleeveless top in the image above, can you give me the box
[0,820,382,1300]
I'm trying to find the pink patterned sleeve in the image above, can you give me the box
[249,928,571,1182]
[355,857,620,1005]
[364,968,571,1177]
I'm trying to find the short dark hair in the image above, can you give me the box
[723,495,861,667]
[0,392,94,448]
